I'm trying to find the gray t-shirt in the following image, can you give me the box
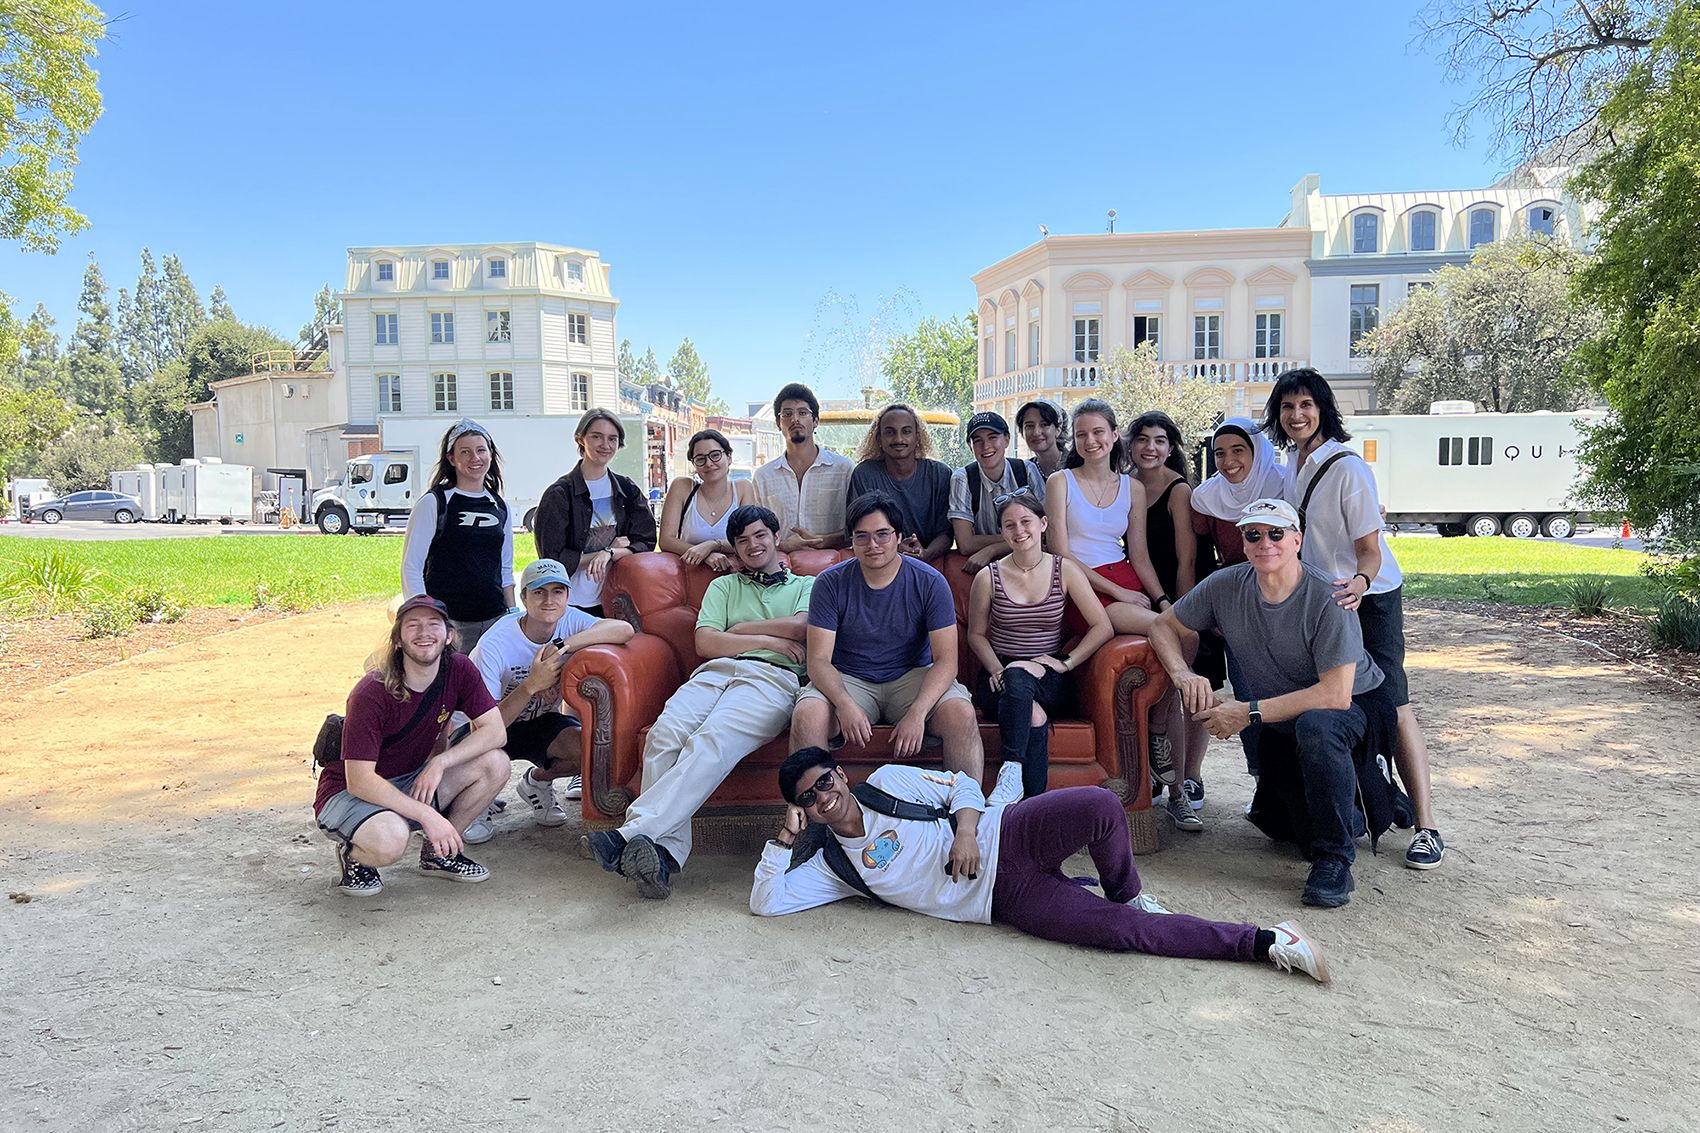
[1174,562,1383,698]
[948,458,1046,536]
[847,459,954,546]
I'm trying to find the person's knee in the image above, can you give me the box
[937,697,978,737]
[352,814,409,866]
[478,748,510,784]
[1031,702,1048,727]
[790,699,830,745]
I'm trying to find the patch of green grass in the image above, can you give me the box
[1392,537,1656,609]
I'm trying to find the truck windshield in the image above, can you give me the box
[349,464,374,485]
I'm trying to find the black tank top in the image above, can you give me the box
[1145,478,1181,598]
[424,489,508,622]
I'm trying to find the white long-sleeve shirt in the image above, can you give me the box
[399,487,517,600]
[750,766,1003,924]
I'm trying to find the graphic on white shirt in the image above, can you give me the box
[863,831,901,870]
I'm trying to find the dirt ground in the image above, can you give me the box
[1,603,1697,1132]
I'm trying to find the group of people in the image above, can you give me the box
[310,369,1447,983]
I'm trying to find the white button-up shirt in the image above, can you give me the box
[755,445,854,539]
[1285,438,1403,593]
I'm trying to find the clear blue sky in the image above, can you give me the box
[3,0,1506,412]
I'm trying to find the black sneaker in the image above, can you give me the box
[581,829,627,874]
[335,841,382,896]
[1184,776,1205,811]
[620,834,674,900]
[1301,857,1355,908]
[1148,732,1177,785]
[1405,828,1445,870]
[418,842,490,883]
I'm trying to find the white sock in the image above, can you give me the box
[987,760,1024,806]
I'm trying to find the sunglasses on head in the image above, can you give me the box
[1242,527,1289,543]
[794,768,838,809]
[993,486,1037,508]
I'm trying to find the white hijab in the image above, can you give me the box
[1190,417,1287,521]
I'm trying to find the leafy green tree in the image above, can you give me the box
[617,338,637,382]
[14,302,62,392]
[208,285,233,322]
[0,385,73,479]
[666,338,728,412]
[160,253,206,357]
[0,290,19,368]
[117,247,164,386]
[36,419,140,490]
[65,252,122,421]
[297,283,337,343]
[1358,236,1599,413]
[0,1,106,252]
[1571,4,1700,548]
[131,319,289,462]
[879,312,978,418]
[1094,341,1222,449]
[636,346,661,384]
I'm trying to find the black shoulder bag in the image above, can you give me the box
[312,659,453,769]
[786,781,956,904]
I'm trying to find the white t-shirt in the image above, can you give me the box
[467,607,601,720]
[568,473,615,608]
[750,765,1003,924]
[1285,439,1403,594]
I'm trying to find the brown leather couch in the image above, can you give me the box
[559,550,1172,854]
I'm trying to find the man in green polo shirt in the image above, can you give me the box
[583,505,814,899]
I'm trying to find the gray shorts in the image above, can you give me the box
[316,767,446,846]
[795,664,972,726]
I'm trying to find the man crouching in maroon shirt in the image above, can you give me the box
[314,595,509,894]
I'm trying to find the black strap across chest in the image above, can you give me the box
[1296,452,1354,555]
[966,458,1029,515]
[787,781,955,904]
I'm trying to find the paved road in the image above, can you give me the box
[0,521,398,541]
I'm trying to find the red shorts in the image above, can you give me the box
[1066,561,1143,634]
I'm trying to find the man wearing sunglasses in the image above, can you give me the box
[948,411,1046,573]
[790,491,983,780]
[1148,498,1394,909]
[750,749,1331,982]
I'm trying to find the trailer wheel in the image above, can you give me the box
[522,506,538,533]
[318,506,350,536]
[1541,514,1575,539]
[1505,513,1539,539]
[1467,514,1501,538]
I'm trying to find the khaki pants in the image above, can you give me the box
[618,657,801,867]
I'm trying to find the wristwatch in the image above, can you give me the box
[1248,699,1262,726]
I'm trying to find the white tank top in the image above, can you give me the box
[678,485,732,545]
[1064,470,1131,568]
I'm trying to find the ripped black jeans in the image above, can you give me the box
[975,657,1075,799]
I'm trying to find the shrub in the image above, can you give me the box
[84,601,138,639]
[0,550,102,614]
[253,573,328,614]
[1648,592,1700,653]
[123,580,187,624]
[1641,554,1700,602]
[1563,577,1612,617]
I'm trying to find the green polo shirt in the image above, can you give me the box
[696,571,816,675]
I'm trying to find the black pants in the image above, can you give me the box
[976,658,1074,799]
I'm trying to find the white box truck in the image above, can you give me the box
[160,458,255,523]
[1346,408,1606,538]
[309,415,650,536]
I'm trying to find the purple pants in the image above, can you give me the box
[990,787,1258,961]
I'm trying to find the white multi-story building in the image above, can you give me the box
[339,242,620,430]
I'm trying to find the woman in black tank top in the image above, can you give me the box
[403,419,514,651]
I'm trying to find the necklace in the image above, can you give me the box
[1079,470,1119,508]
[697,480,734,522]
[1005,552,1046,574]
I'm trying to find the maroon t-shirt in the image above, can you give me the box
[1193,511,1246,569]
[313,653,498,814]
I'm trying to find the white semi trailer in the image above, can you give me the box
[160,458,255,523]
[1346,409,1606,538]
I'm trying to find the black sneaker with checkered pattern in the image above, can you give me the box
[418,841,490,883]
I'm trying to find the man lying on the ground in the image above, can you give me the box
[313,595,509,895]
[749,748,1331,982]
[583,505,815,899]
[466,558,633,840]
[1151,497,1396,910]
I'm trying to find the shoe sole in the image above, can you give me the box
[620,838,671,900]
[336,882,382,896]
[1404,852,1444,871]
[1301,876,1354,908]
[1278,921,1331,984]
[418,863,489,883]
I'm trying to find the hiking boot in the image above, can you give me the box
[1125,892,1173,915]
[987,760,1024,807]
[620,834,674,900]
[581,829,627,874]
[1148,732,1177,785]
[562,774,583,801]
[1167,794,1203,831]
[418,842,490,883]
[1268,921,1331,983]
[1405,828,1445,871]
[1301,857,1354,908]
[515,769,569,826]
[335,841,382,896]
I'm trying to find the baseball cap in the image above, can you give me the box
[520,558,571,591]
[965,411,1010,439]
[395,594,451,622]
[1236,498,1302,530]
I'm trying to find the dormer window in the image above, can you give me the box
[566,259,584,282]
[1410,210,1437,252]
[1529,206,1556,236]
[488,258,506,278]
[1470,208,1497,247]
[1352,213,1379,254]
[375,261,394,282]
[432,260,450,280]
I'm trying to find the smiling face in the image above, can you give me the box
[778,398,816,445]
[450,434,491,485]
[732,518,781,573]
[969,428,1009,473]
[1212,433,1255,484]
[1242,522,1300,573]
[1019,410,1060,455]
[397,608,449,666]
[878,410,920,462]
[1278,388,1321,448]
[850,508,900,571]
[691,438,730,483]
[797,764,850,823]
[522,580,570,623]
[1130,425,1172,473]
[1072,412,1117,465]
[578,419,622,468]
[999,499,1047,553]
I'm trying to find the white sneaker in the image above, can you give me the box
[1268,920,1330,983]
[562,775,583,801]
[986,761,1024,806]
[463,814,495,845]
[1125,892,1173,915]
[515,769,569,826]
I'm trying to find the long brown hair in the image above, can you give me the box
[854,402,935,464]
[366,613,456,701]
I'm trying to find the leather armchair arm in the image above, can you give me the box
[559,634,682,821]
[1076,635,1172,811]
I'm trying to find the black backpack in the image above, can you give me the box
[311,661,452,769]
[430,486,510,538]
[965,459,1030,517]
[786,780,958,903]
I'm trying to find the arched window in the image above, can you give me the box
[1528,205,1556,236]
[1470,208,1497,247]
[1409,210,1437,252]
[1352,212,1379,254]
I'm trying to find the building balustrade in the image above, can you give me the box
[975,358,1307,402]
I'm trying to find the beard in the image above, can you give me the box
[789,428,807,443]
[399,636,447,668]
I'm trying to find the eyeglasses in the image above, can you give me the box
[993,486,1037,508]
[691,449,727,468]
[778,409,814,422]
[851,528,898,547]
[794,768,838,809]
[1242,528,1289,543]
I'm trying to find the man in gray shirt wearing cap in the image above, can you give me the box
[1147,497,1390,910]
[948,411,1046,572]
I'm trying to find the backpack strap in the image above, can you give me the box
[430,486,450,538]
[851,780,954,826]
[1012,459,1029,489]
[380,658,453,752]
[1296,451,1354,538]
[964,462,982,515]
[789,823,885,904]
[677,481,701,540]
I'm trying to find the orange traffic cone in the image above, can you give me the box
[1621,520,1632,538]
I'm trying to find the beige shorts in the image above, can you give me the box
[796,663,972,726]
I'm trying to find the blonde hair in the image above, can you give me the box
[854,402,935,464]
[366,614,457,701]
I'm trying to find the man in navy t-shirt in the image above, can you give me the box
[791,490,984,780]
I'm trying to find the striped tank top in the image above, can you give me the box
[987,555,1067,659]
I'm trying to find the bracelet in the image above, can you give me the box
[771,838,794,850]
[1155,593,1173,608]
[1354,572,1371,590]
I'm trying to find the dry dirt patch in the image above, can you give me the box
[0,603,1696,1131]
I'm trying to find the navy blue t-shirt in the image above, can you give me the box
[807,557,957,683]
